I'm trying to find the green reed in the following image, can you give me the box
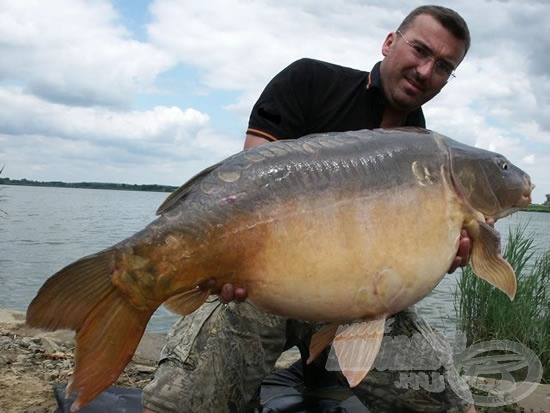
[454,221,549,383]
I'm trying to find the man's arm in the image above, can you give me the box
[244,134,271,149]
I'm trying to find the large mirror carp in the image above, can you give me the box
[26,127,533,411]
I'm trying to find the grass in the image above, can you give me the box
[454,221,549,385]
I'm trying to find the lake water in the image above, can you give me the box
[1,185,548,334]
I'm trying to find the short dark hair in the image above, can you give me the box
[398,5,471,56]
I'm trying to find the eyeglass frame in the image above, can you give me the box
[395,30,457,81]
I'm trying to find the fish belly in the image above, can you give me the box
[241,186,463,322]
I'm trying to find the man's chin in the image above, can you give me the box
[392,94,423,112]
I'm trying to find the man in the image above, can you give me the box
[143,5,477,412]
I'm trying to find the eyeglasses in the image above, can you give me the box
[396,30,456,81]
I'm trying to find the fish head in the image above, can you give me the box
[448,143,533,220]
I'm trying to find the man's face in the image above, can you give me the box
[379,14,467,112]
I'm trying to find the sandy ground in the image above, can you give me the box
[0,308,303,413]
[1,308,548,413]
[0,308,164,412]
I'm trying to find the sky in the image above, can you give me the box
[0,0,549,203]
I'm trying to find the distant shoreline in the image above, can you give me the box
[1,178,550,212]
[525,204,550,213]
[0,177,177,193]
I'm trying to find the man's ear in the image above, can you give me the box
[381,32,397,57]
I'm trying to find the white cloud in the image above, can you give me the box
[0,0,548,202]
[517,121,550,145]
[146,0,397,112]
[0,87,241,185]
[0,87,207,144]
[0,0,174,108]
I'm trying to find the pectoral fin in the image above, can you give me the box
[163,287,210,315]
[308,318,386,387]
[469,221,517,300]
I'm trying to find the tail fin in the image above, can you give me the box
[26,248,155,411]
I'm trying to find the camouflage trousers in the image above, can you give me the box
[141,297,474,412]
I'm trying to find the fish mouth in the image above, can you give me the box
[496,183,534,220]
[517,181,535,207]
[510,177,534,210]
[491,182,534,220]
[518,193,532,207]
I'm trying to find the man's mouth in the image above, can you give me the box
[403,74,425,93]
[403,70,426,93]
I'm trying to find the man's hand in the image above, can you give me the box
[200,279,248,303]
[448,228,471,274]
[448,217,495,274]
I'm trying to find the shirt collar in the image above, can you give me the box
[366,61,382,90]
[365,61,426,127]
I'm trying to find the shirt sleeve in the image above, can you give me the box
[247,58,316,141]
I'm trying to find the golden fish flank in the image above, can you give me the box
[26,128,533,411]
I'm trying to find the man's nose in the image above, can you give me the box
[415,59,435,78]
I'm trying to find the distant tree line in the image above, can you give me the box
[1,177,549,211]
[0,177,177,193]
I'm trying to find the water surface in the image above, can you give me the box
[1,185,548,333]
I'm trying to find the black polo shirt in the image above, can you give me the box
[247,58,425,141]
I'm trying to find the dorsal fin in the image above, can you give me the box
[156,161,224,215]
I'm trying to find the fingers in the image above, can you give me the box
[447,256,460,274]
[198,279,248,303]
[448,229,471,274]
[219,284,235,303]
[219,283,248,303]
[233,286,248,302]
[448,216,495,274]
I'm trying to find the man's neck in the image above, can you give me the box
[380,107,408,128]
